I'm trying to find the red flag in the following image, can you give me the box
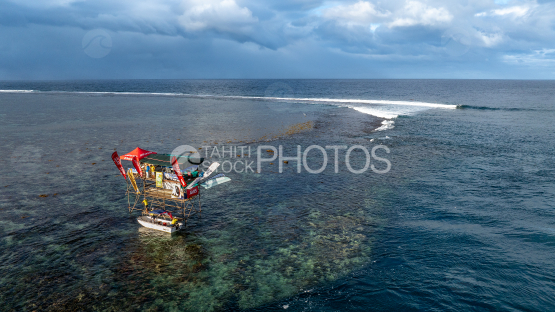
[171,156,187,187]
[132,156,143,178]
[111,151,127,179]
[186,186,199,198]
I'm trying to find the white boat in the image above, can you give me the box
[137,215,183,234]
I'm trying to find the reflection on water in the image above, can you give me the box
[0,92,383,311]
[3,79,555,311]
[102,194,378,310]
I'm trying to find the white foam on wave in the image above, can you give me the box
[0,90,182,96]
[260,96,456,120]
[0,89,456,122]
[347,101,455,119]
[263,96,456,109]
[0,89,35,93]
[374,120,395,132]
[350,106,405,119]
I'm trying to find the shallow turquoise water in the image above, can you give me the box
[1,80,555,311]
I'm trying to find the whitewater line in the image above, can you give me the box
[0,89,457,109]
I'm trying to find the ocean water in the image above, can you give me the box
[0,80,554,311]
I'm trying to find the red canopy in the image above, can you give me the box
[120,147,157,161]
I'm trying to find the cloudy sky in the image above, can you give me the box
[1,0,554,79]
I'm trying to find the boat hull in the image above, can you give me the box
[137,216,181,234]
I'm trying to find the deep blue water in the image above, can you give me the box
[0,80,554,311]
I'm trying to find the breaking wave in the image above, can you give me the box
[0,89,457,120]
[374,120,396,132]
[0,89,35,93]
[456,104,536,112]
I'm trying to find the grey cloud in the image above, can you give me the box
[1,0,555,79]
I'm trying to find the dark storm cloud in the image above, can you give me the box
[0,0,554,79]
